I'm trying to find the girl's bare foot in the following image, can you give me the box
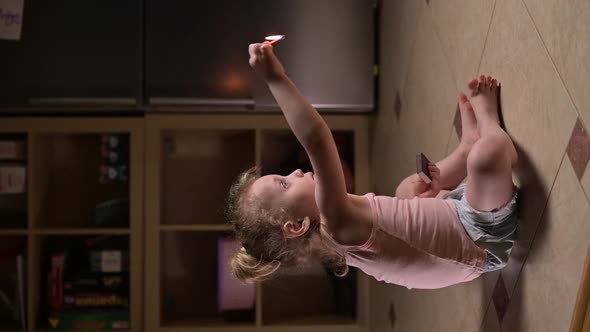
[457,92,480,151]
[467,75,500,127]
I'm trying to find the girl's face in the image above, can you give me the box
[249,169,318,221]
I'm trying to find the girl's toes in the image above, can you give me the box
[492,79,498,90]
[486,76,492,89]
[479,75,486,89]
[468,78,478,90]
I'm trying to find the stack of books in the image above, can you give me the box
[47,249,129,330]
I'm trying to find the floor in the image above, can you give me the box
[369,0,590,331]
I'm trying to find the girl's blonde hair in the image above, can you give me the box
[226,166,348,283]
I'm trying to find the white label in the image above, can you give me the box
[0,0,24,41]
[0,167,26,193]
[101,251,122,273]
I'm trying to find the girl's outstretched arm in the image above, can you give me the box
[248,43,349,221]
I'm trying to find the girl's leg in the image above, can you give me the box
[436,92,479,190]
[465,75,518,211]
[395,93,479,196]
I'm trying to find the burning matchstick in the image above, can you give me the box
[265,34,285,45]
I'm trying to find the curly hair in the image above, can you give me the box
[226,166,348,283]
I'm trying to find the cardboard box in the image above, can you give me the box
[0,166,26,193]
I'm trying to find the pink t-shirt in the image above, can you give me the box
[324,193,487,289]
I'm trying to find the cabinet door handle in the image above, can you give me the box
[149,98,255,110]
[28,98,137,106]
[255,103,374,112]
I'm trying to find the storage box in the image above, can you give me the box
[0,166,26,193]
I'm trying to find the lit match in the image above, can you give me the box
[265,34,285,45]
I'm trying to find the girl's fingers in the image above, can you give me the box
[249,43,261,57]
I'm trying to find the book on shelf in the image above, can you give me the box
[48,311,129,331]
[0,141,26,160]
[63,272,129,294]
[49,252,129,312]
[62,293,129,311]
[17,254,26,331]
[0,253,26,330]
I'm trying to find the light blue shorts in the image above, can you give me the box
[444,183,519,272]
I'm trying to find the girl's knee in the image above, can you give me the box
[467,131,514,173]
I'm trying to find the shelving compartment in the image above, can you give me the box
[0,236,27,331]
[259,129,358,325]
[261,263,357,325]
[160,130,255,225]
[33,133,130,229]
[0,134,28,229]
[260,129,356,192]
[160,231,255,327]
[36,235,130,331]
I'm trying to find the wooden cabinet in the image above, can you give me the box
[144,0,272,109]
[145,0,375,111]
[0,118,144,331]
[0,1,140,109]
[145,114,371,331]
[1,1,374,112]
[0,114,371,332]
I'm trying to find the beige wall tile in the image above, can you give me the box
[394,12,457,180]
[372,0,424,195]
[368,280,395,331]
[480,300,502,332]
[583,165,590,202]
[428,0,497,91]
[380,0,424,99]
[502,157,590,331]
[379,270,499,331]
[480,0,577,193]
[523,0,590,135]
[479,0,579,292]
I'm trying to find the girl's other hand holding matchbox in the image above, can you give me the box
[412,163,441,198]
[248,43,286,82]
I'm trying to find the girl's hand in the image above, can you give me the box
[412,163,441,198]
[248,43,286,82]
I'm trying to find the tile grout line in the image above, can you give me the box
[520,0,584,126]
[475,0,498,74]
[580,177,590,208]
[478,294,494,332]
[399,2,426,102]
[428,7,458,93]
[426,7,462,159]
[505,145,569,302]
[519,0,590,192]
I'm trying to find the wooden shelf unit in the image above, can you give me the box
[0,118,144,332]
[0,114,371,332]
[145,114,370,332]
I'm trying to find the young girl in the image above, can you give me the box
[226,43,519,289]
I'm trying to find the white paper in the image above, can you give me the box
[0,0,24,41]
[101,251,122,273]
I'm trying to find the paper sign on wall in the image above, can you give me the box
[0,0,24,40]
